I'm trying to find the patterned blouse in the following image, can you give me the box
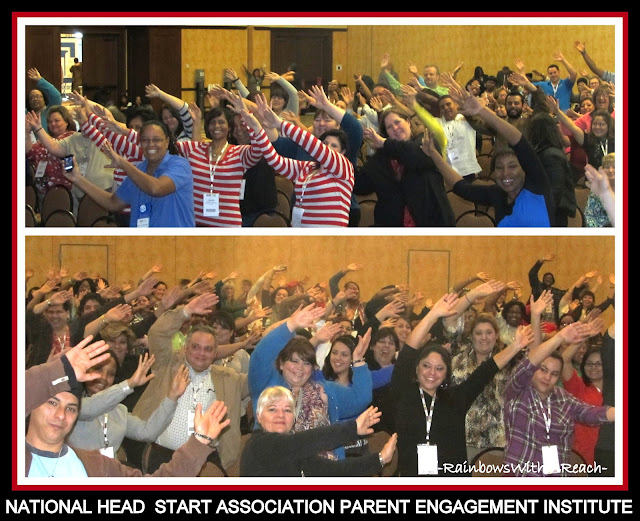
[27,130,75,198]
[451,343,513,450]
[293,381,336,460]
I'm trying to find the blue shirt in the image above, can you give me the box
[116,153,195,227]
[533,77,575,112]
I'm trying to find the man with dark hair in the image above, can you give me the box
[133,292,249,476]
[25,337,229,478]
[532,51,578,111]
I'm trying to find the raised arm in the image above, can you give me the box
[405,293,459,349]
[527,322,591,367]
[442,72,522,147]
[553,50,577,83]
[548,95,585,145]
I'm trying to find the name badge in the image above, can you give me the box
[239,179,246,200]
[203,192,220,217]
[36,161,47,178]
[542,445,561,475]
[447,147,460,163]
[417,443,439,475]
[291,206,304,227]
[100,446,115,458]
[137,203,150,227]
[187,410,196,436]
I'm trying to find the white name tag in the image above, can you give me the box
[291,206,304,227]
[542,444,561,475]
[100,446,115,458]
[36,161,47,178]
[239,179,246,200]
[417,443,439,475]
[136,217,150,227]
[203,192,220,217]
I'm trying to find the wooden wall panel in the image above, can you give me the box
[24,235,616,325]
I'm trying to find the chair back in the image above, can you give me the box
[447,190,477,219]
[91,215,119,227]
[275,189,292,220]
[25,204,37,227]
[251,211,290,227]
[469,446,505,477]
[567,206,585,227]
[357,199,376,227]
[274,175,294,200]
[76,194,109,227]
[40,185,73,224]
[456,209,496,227]
[43,209,76,227]
[574,187,591,213]
[26,185,37,212]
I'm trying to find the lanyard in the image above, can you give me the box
[535,393,553,442]
[297,167,319,207]
[101,413,109,448]
[209,142,229,193]
[191,371,214,411]
[419,388,436,443]
[599,139,608,157]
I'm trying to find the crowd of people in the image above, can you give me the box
[23,252,616,478]
[25,40,617,228]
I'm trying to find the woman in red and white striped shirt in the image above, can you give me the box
[233,91,354,227]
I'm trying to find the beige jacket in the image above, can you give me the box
[133,306,249,470]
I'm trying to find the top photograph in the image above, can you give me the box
[21,16,620,229]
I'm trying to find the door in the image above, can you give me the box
[270,29,333,92]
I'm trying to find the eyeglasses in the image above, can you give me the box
[140,137,167,145]
[29,94,44,100]
[584,361,602,368]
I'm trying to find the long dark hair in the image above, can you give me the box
[322,335,356,382]
[528,113,565,151]
[204,106,234,140]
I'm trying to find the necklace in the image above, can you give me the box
[34,446,64,477]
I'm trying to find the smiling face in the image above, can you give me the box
[531,356,562,399]
[580,99,595,114]
[106,333,130,365]
[207,113,230,143]
[185,330,217,373]
[161,108,179,134]
[26,392,79,452]
[280,353,314,390]
[274,288,289,305]
[416,351,447,396]
[438,97,458,121]
[84,356,117,396]
[506,95,523,119]
[258,397,295,433]
[590,115,609,139]
[383,112,412,141]
[394,318,412,344]
[505,304,523,328]
[329,341,353,378]
[583,351,603,383]
[494,152,525,200]
[139,124,169,163]
[547,65,561,84]
[471,321,498,360]
[372,335,397,367]
[47,111,70,138]
[28,90,46,111]
[44,304,70,330]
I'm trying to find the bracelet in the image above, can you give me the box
[182,307,192,319]
[351,358,365,367]
[231,78,240,83]
[122,382,130,393]
[46,299,52,307]
[34,127,43,133]
[378,452,385,467]
[100,314,108,328]
[194,432,217,448]
[464,294,472,305]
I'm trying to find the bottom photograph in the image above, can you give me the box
[21,234,618,483]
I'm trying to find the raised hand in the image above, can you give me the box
[429,293,460,318]
[127,352,156,388]
[64,336,111,382]
[193,401,230,445]
[352,327,372,361]
[167,364,190,401]
[355,406,381,436]
[380,433,398,465]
